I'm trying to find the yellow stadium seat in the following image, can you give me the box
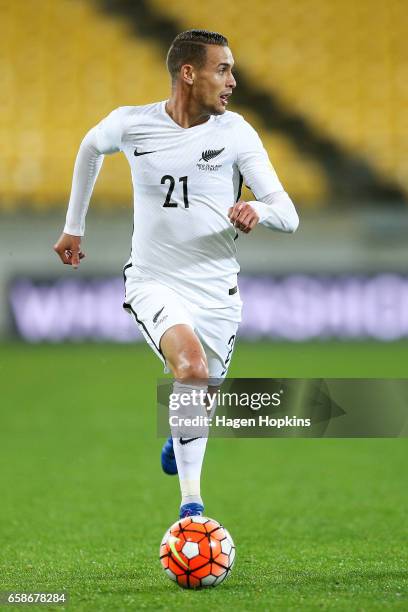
[2,0,405,208]
[0,0,169,209]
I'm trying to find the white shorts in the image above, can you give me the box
[123,278,241,381]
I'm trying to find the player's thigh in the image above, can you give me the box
[124,280,209,380]
[124,280,196,367]
[160,324,208,381]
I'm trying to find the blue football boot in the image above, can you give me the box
[161,436,178,475]
[179,502,204,518]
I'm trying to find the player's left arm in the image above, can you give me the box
[229,191,299,234]
[229,118,299,234]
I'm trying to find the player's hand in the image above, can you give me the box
[228,200,260,234]
[53,233,85,268]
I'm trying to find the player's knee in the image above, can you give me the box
[174,357,209,382]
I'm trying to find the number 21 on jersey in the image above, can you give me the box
[161,175,189,208]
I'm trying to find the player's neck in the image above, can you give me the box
[165,95,211,129]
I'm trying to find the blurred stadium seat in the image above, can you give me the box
[0,0,406,209]
[0,0,168,209]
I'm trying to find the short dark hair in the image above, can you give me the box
[166,30,228,81]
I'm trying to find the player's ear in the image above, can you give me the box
[181,64,194,85]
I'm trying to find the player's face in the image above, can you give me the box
[193,45,236,115]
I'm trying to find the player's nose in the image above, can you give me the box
[227,73,236,89]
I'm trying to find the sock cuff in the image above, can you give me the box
[180,478,201,498]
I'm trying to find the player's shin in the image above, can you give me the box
[170,381,209,508]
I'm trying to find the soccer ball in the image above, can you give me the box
[160,516,236,589]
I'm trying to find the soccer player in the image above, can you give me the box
[54,30,299,518]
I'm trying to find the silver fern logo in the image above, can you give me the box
[199,147,225,162]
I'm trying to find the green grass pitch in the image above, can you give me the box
[1,341,407,611]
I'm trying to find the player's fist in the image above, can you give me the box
[53,232,85,268]
[228,200,259,234]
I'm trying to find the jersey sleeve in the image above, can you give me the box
[248,191,299,232]
[93,107,125,153]
[234,117,283,199]
[63,108,125,235]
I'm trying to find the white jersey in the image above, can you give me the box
[64,100,296,308]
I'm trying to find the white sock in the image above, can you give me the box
[170,381,209,508]
[173,437,207,506]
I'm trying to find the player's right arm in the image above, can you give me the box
[53,108,124,268]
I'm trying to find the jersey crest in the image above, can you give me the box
[199,147,225,162]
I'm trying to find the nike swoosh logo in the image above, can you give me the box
[167,535,188,568]
[134,149,157,156]
[179,437,200,445]
[153,306,165,324]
